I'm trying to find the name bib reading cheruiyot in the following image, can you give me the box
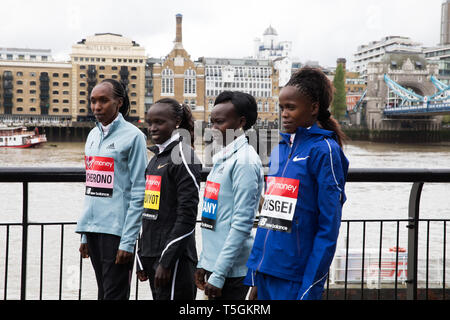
[143,175,161,220]
[85,156,114,197]
[259,177,299,233]
[201,181,220,230]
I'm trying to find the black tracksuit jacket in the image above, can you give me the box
[137,137,202,270]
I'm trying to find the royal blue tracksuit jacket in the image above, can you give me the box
[245,124,349,300]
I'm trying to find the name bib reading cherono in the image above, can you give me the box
[85,156,114,197]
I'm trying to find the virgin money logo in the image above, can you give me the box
[85,157,95,170]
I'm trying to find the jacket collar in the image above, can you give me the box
[149,133,182,156]
[95,113,124,137]
[212,134,247,164]
[279,123,335,145]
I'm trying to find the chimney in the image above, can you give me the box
[175,14,183,44]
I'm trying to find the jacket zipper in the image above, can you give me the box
[256,138,300,272]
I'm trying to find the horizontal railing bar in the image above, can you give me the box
[1,167,450,183]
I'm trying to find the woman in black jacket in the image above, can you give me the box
[136,98,202,300]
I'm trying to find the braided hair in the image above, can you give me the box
[100,79,130,118]
[154,98,195,147]
[285,67,347,147]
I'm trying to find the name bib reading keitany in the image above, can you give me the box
[259,177,299,233]
[85,156,114,197]
[143,175,161,220]
[201,181,220,230]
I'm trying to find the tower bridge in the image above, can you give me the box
[354,52,448,132]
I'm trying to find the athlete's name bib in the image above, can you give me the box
[85,156,114,198]
[143,175,161,220]
[201,181,220,230]
[259,176,299,233]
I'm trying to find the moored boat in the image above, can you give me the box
[0,126,47,148]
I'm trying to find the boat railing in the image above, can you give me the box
[0,167,449,300]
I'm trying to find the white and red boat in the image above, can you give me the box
[0,126,47,148]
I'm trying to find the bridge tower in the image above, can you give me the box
[365,52,441,131]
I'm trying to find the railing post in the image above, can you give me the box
[406,182,423,300]
[20,182,29,300]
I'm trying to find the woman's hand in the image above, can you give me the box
[248,286,258,300]
[137,270,148,282]
[154,264,171,289]
[194,268,207,290]
[79,243,89,258]
[204,282,222,299]
[115,249,133,264]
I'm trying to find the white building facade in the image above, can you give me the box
[353,36,422,78]
[254,26,292,87]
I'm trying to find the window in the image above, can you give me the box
[52,108,59,112]
[17,72,23,76]
[53,82,59,86]
[53,73,59,77]
[52,90,59,95]
[63,73,69,78]
[30,107,36,112]
[63,108,69,113]
[17,80,23,85]
[30,81,36,86]
[161,68,174,94]
[184,69,196,95]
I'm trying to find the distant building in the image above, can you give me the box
[0,47,52,62]
[254,25,292,87]
[441,0,450,45]
[423,1,450,84]
[70,33,147,122]
[199,56,279,128]
[152,14,206,122]
[0,48,72,121]
[353,36,422,78]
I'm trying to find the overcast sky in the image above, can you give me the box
[0,0,444,68]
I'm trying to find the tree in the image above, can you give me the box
[332,64,347,121]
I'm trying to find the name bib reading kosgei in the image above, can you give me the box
[259,177,299,233]
[143,175,161,220]
[85,156,114,197]
[201,181,220,230]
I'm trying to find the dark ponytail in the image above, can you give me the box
[154,98,195,147]
[286,67,347,147]
[101,79,130,118]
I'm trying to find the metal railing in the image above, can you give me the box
[1,167,450,300]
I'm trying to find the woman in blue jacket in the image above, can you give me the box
[245,67,349,300]
[195,91,264,300]
[76,79,148,300]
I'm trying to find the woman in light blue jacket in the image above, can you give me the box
[76,79,148,300]
[195,91,264,300]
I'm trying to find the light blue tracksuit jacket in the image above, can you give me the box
[76,113,148,253]
[198,134,264,289]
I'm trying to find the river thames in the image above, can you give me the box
[0,139,449,299]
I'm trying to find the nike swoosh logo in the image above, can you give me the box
[157,163,169,170]
[293,156,310,162]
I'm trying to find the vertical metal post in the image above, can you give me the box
[406,182,424,300]
[20,182,29,300]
